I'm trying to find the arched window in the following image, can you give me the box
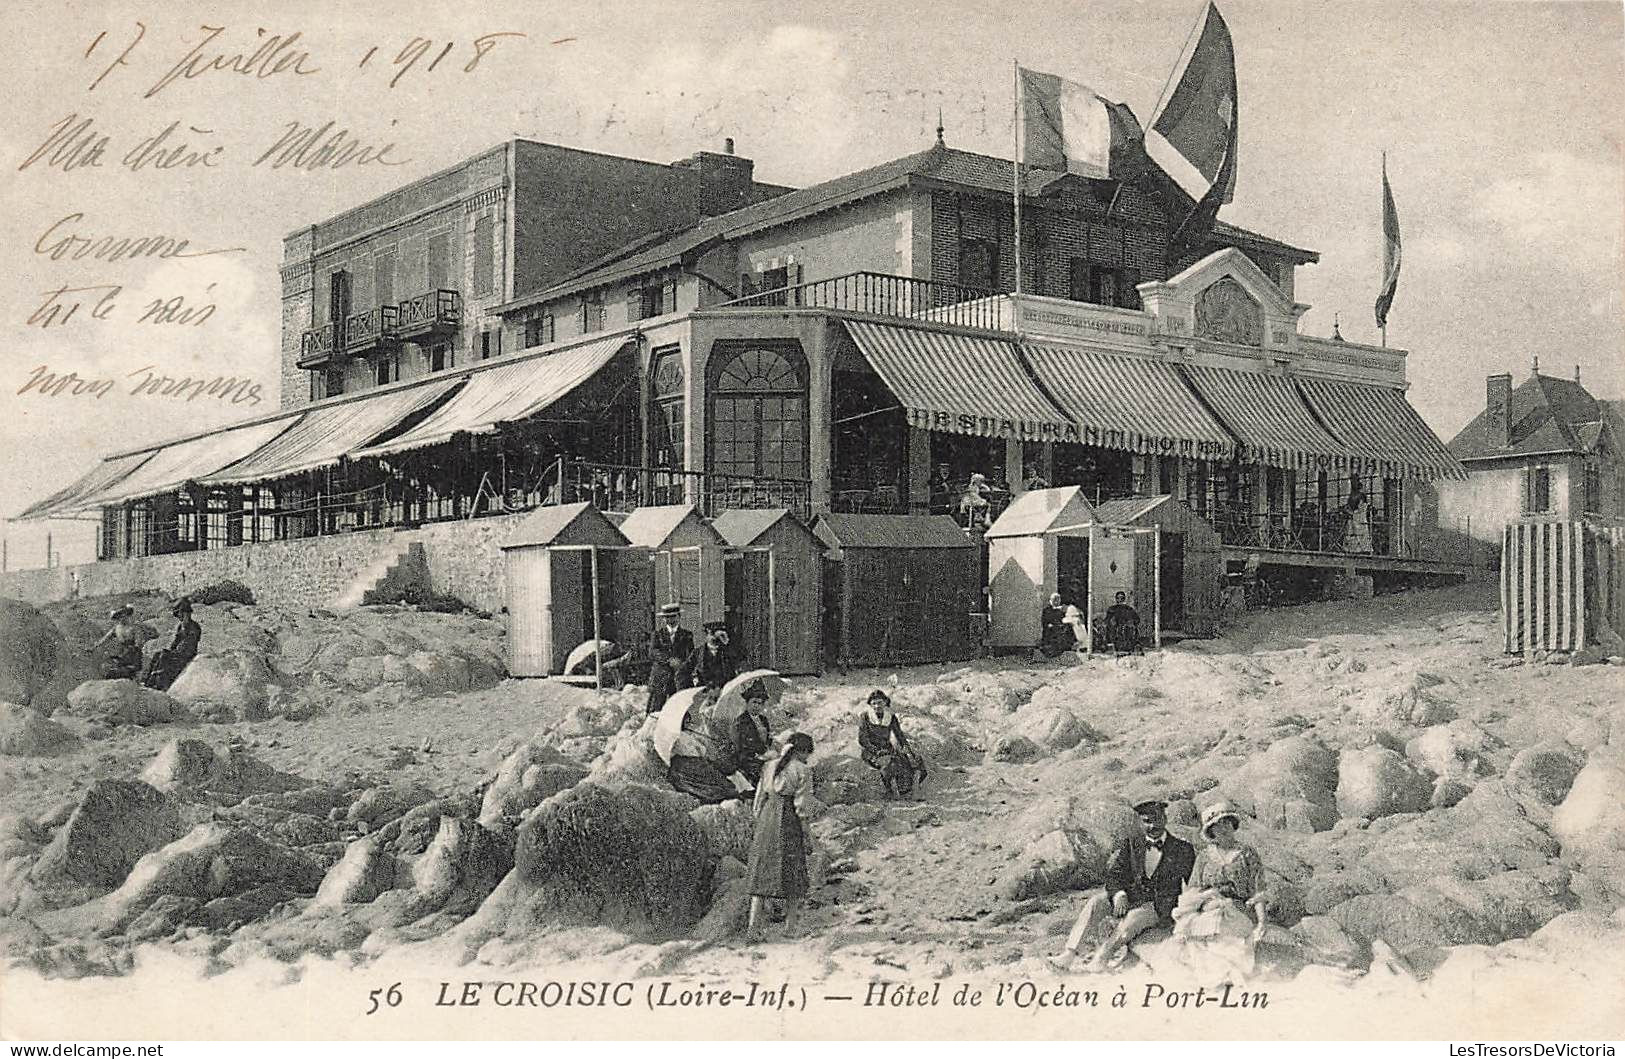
[709,344,807,480]
[650,348,685,469]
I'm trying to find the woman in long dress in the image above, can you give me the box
[746,732,814,942]
[1343,486,1374,555]
[93,606,146,680]
[1173,802,1272,978]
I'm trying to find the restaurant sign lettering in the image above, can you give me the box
[908,407,1080,442]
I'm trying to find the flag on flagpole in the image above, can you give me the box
[1145,2,1238,259]
[1375,154,1402,331]
[1018,66,1145,180]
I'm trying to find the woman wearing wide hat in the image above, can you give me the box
[92,605,145,681]
[1172,801,1274,977]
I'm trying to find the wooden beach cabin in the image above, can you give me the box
[501,502,638,677]
[1092,496,1222,638]
[616,504,727,633]
[812,513,978,668]
[710,508,824,675]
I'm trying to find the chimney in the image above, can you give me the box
[1575,364,1582,382]
[1486,373,1513,449]
[674,139,755,218]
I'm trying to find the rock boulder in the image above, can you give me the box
[1336,746,1431,820]
[31,780,184,890]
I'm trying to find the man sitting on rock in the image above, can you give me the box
[1049,795,1195,972]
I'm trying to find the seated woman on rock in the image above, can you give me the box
[93,605,147,681]
[857,690,928,798]
[1172,801,1274,975]
[142,597,201,691]
[667,693,751,804]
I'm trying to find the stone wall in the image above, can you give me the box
[0,513,529,614]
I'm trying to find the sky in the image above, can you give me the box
[1,0,1620,568]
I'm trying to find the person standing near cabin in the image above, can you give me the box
[142,598,201,691]
[746,732,815,942]
[93,605,146,681]
[685,621,738,691]
[646,603,694,715]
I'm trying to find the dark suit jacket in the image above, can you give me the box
[653,625,695,666]
[1104,833,1196,924]
[684,644,738,690]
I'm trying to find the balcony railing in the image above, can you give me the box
[718,271,1008,331]
[344,304,401,353]
[297,322,344,368]
[397,289,462,339]
[1211,508,1413,560]
[527,459,811,521]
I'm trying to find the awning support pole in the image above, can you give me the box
[590,544,603,692]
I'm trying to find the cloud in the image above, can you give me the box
[1473,151,1623,272]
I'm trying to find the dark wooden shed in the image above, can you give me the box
[710,508,824,675]
[812,513,978,668]
[1093,495,1222,638]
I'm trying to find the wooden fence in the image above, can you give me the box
[1501,519,1625,654]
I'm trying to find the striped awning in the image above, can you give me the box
[1295,376,1467,481]
[12,451,155,521]
[203,377,464,485]
[1178,364,1348,470]
[74,416,300,509]
[355,335,633,458]
[1022,342,1235,460]
[844,321,1073,441]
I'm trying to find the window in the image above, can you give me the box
[580,295,605,333]
[1525,465,1552,514]
[429,344,450,372]
[327,269,351,327]
[1069,260,1141,309]
[375,354,399,387]
[324,368,344,398]
[375,249,396,307]
[427,232,451,291]
[479,329,500,361]
[709,344,807,480]
[524,312,555,348]
[472,214,494,297]
[650,348,685,469]
[1584,460,1602,514]
[959,239,999,291]
[632,278,679,320]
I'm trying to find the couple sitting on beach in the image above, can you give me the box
[1049,795,1273,973]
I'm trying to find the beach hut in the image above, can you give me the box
[710,508,824,675]
[1501,519,1625,655]
[1093,496,1222,638]
[616,504,728,632]
[500,503,637,677]
[812,513,978,667]
[986,488,1209,649]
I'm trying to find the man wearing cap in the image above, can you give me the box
[1050,795,1195,972]
[684,621,739,691]
[646,603,695,715]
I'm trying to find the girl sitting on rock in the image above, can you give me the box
[857,690,928,798]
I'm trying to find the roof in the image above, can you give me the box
[501,503,629,549]
[511,143,1320,307]
[985,486,1096,539]
[1094,496,1176,524]
[1449,373,1625,461]
[813,513,973,550]
[711,508,802,547]
[617,504,724,549]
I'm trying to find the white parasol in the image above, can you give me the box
[564,639,617,674]
[652,686,710,766]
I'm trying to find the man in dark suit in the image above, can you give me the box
[645,603,695,715]
[1049,796,1195,971]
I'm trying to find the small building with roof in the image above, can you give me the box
[616,503,727,632]
[500,503,632,677]
[1435,365,1625,560]
[812,512,978,668]
[709,508,823,674]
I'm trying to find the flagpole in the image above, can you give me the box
[1013,60,1024,296]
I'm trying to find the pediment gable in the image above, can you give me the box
[1136,247,1306,355]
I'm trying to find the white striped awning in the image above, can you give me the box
[1179,365,1349,470]
[355,335,634,458]
[843,320,1073,441]
[66,415,301,509]
[203,377,463,485]
[1295,376,1467,481]
[1022,342,1235,460]
[12,451,155,521]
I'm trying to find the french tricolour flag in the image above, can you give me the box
[1019,66,1144,181]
